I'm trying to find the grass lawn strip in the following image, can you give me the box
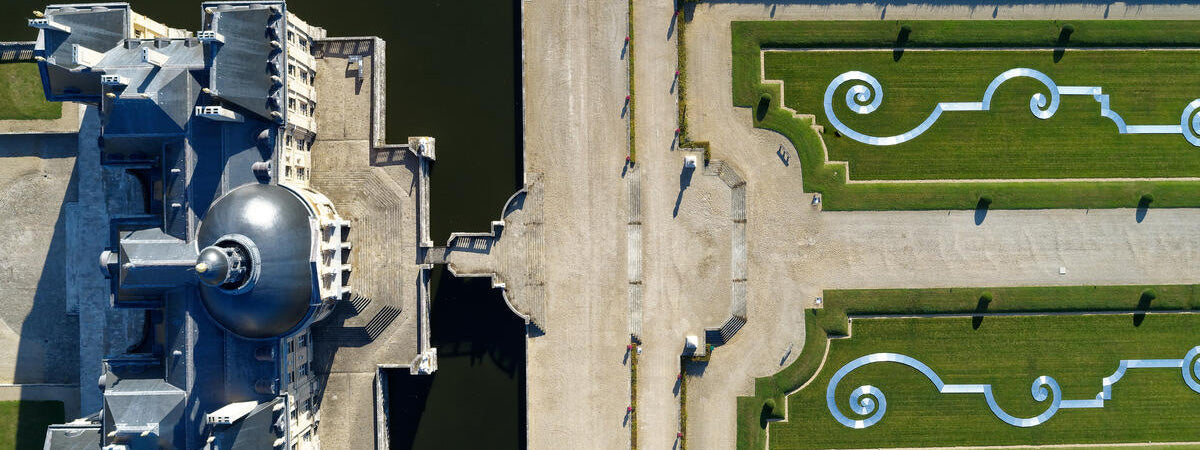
[732,20,1200,210]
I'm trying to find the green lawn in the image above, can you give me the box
[773,314,1200,449]
[729,20,1200,210]
[0,401,63,450]
[767,50,1200,180]
[0,64,60,121]
[735,285,1200,449]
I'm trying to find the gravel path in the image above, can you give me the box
[631,0,690,449]
[522,1,633,449]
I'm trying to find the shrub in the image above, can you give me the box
[762,398,784,421]
[1141,289,1157,302]
[978,195,994,207]
[900,24,912,34]
[979,292,994,303]
[1140,193,1155,205]
[1061,23,1075,35]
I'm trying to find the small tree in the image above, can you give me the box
[979,292,994,304]
[900,24,912,34]
[1140,193,1155,205]
[978,195,994,207]
[1140,289,1157,303]
[762,398,782,420]
[1061,23,1075,35]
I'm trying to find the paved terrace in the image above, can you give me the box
[441,173,546,327]
[308,37,434,450]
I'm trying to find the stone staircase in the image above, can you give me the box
[627,166,643,338]
[704,315,747,347]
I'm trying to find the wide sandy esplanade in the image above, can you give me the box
[520,2,1200,450]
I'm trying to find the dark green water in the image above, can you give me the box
[0,2,525,449]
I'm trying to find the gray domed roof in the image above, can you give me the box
[197,183,316,339]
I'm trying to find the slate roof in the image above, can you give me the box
[41,4,128,70]
[208,4,286,121]
[44,423,102,450]
[34,3,315,449]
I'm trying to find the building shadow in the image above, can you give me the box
[526,322,545,338]
[683,358,708,377]
[385,369,434,450]
[673,164,695,218]
[387,271,526,450]
[3,133,79,449]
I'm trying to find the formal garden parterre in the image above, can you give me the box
[733,20,1200,210]
[737,286,1200,449]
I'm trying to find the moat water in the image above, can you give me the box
[0,1,525,449]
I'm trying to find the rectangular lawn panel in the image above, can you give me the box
[0,64,60,121]
[728,20,1200,209]
[765,50,1200,180]
[770,314,1200,449]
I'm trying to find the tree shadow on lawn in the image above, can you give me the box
[756,93,771,122]
[893,26,911,62]
[1054,26,1072,63]
[972,295,991,330]
[1133,290,1155,327]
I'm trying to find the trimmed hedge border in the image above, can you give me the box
[627,0,636,163]
[675,2,712,163]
